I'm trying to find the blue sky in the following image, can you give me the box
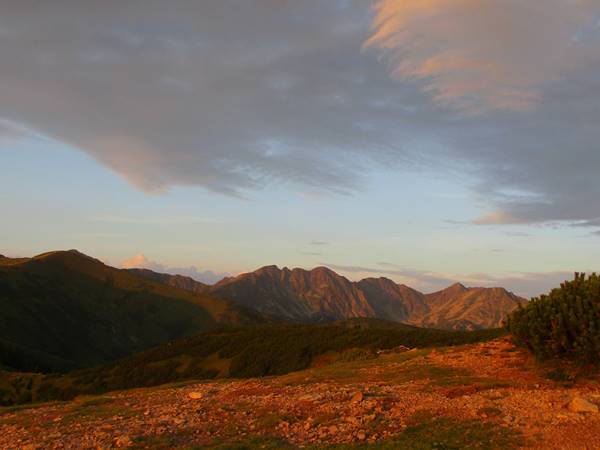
[1,132,591,296]
[2,1,600,296]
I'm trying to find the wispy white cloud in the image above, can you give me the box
[121,253,228,284]
[504,231,532,237]
[92,215,225,225]
[322,262,456,291]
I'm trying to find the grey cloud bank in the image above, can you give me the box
[2,1,600,228]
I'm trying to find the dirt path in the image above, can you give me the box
[2,338,600,449]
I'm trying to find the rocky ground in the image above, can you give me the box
[2,338,600,449]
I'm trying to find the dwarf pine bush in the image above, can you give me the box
[506,273,600,363]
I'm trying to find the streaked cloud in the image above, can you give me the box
[299,251,321,256]
[322,262,456,291]
[504,231,532,237]
[377,261,401,268]
[366,0,600,113]
[92,215,225,225]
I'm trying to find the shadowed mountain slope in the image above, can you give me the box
[0,250,262,372]
[126,268,208,293]
[208,266,374,321]
[357,277,429,322]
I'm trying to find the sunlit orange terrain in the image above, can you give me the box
[3,338,599,449]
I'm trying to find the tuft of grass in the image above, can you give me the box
[203,436,295,449]
[256,412,283,429]
[477,406,503,418]
[199,413,524,450]
[0,399,63,415]
[130,431,196,449]
[379,362,469,386]
[73,395,115,408]
[316,413,524,449]
[336,348,378,363]
[60,396,136,425]
[278,349,430,386]
[545,368,574,383]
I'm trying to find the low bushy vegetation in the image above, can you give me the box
[0,320,504,406]
[506,273,600,364]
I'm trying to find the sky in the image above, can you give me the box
[2,0,600,297]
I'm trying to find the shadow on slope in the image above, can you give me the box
[0,250,263,373]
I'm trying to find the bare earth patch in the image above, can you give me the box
[2,338,600,449]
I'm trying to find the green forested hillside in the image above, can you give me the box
[0,319,504,405]
[0,250,262,373]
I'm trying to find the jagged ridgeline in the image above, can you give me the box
[506,273,600,363]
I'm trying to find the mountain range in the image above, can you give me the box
[0,249,525,373]
[133,263,526,330]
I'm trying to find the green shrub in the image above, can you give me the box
[545,368,574,383]
[505,273,600,364]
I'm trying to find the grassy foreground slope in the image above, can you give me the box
[1,338,552,449]
[0,250,262,373]
[0,319,504,405]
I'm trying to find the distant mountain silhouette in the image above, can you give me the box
[168,265,526,330]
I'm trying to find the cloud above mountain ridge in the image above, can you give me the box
[323,262,575,298]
